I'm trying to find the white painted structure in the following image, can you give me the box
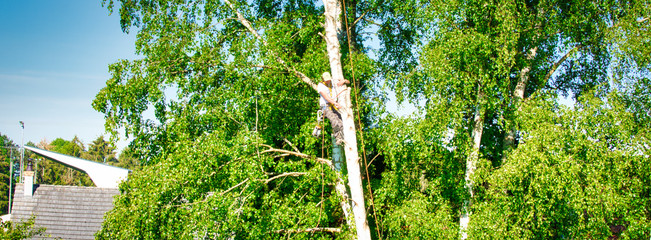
[24,146,129,188]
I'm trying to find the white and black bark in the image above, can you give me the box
[459,88,485,240]
[322,0,372,239]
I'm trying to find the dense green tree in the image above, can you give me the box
[93,0,390,238]
[0,134,19,215]
[36,137,94,186]
[99,130,352,239]
[93,0,650,239]
[390,0,651,237]
[365,116,461,238]
[471,90,651,239]
[86,136,117,164]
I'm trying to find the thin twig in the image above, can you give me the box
[366,153,380,169]
[220,178,250,195]
[542,45,582,85]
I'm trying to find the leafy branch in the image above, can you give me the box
[223,0,318,91]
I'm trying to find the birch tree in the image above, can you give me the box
[393,0,650,238]
[92,0,402,238]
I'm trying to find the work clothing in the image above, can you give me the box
[318,81,345,145]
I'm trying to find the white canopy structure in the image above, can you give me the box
[24,145,129,188]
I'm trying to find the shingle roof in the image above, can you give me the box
[11,183,119,240]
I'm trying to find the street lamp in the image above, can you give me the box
[19,121,24,183]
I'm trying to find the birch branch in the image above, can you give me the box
[172,178,249,207]
[273,227,342,234]
[283,138,301,154]
[259,144,333,168]
[220,178,250,195]
[542,45,582,84]
[223,0,317,91]
[264,172,307,183]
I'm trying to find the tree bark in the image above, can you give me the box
[323,0,372,239]
[459,88,485,240]
[503,47,538,158]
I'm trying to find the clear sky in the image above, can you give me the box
[0,1,136,151]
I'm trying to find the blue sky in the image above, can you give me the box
[0,1,136,151]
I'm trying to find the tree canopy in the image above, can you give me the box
[94,0,650,239]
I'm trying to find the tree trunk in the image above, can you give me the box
[332,137,353,227]
[503,47,537,160]
[459,88,485,240]
[323,0,372,239]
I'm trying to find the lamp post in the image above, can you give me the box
[19,121,24,183]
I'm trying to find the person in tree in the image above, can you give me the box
[317,72,348,145]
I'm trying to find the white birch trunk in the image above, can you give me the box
[459,89,485,240]
[322,0,372,239]
[332,136,353,227]
[503,47,537,157]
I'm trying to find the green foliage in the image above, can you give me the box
[36,137,95,186]
[86,136,117,163]
[94,0,651,239]
[97,131,350,239]
[0,216,46,239]
[0,134,17,215]
[368,116,461,239]
[388,0,651,238]
[472,92,651,239]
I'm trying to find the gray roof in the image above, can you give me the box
[11,183,119,240]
